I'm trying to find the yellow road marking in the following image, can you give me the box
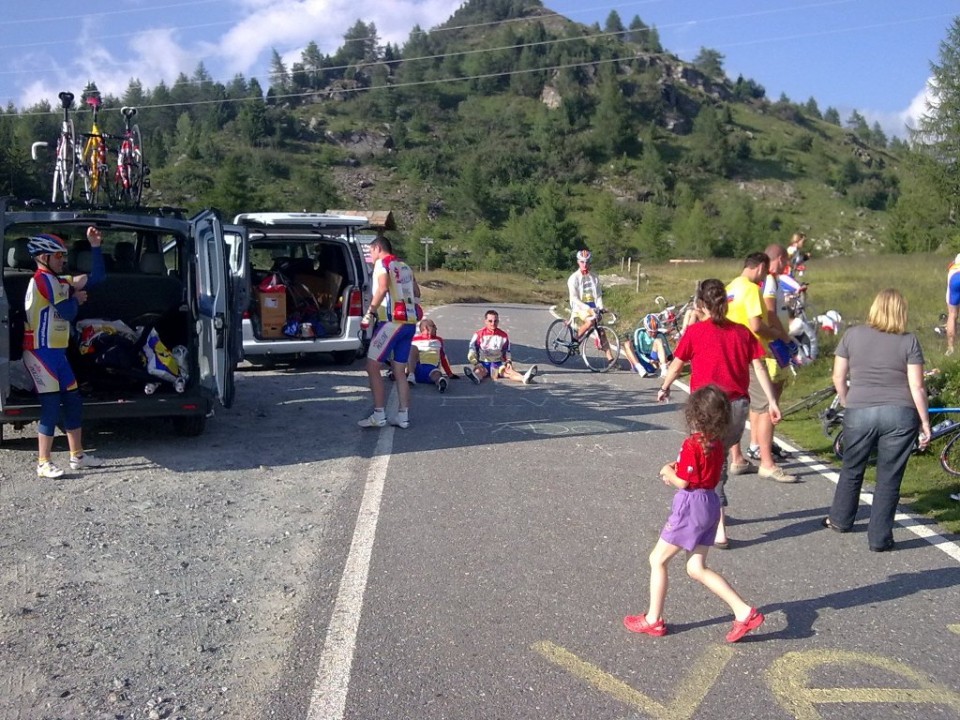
[532,640,734,720]
[768,650,960,720]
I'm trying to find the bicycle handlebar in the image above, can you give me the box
[30,141,48,160]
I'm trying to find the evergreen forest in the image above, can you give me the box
[0,0,957,274]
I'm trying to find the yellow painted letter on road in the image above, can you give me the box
[532,641,734,720]
[768,649,960,720]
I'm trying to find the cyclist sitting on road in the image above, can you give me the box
[623,313,674,378]
[567,248,615,363]
[406,318,458,393]
[464,309,538,385]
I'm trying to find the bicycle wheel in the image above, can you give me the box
[833,430,845,460]
[940,430,960,477]
[54,119,76,203]
[781,385,836,418]
[581,326,621,372]
[545,319,574,365]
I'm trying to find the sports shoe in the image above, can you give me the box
[728,461,753,476]
[642,371,658,378]
[37,461,64,479]
[407,376,416,387]
[358,412,387,428]
[659,366,669,378]
[726,608,764,642]
[437,377,448,394]
[772,443,790,459]
[522,365,538,384]
[464,366,481,385]
[623,614,667,637]
[69,453,104,470]
[390,411,410,429]
[758,465,798,483]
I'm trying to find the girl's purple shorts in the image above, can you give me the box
[660,489,721,551]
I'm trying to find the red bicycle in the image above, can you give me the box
[113,106,148,206]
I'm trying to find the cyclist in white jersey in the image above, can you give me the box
[358,236,421,429]
[567,249,615,363]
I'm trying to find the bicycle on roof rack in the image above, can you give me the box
[113,106,149,207]
[31,91,82,205]
[77,93,112,205]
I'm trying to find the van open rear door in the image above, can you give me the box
[0,203,10,410]
[223,225,250,364]
[191,210,237,408]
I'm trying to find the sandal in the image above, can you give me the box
[714,539,730,549]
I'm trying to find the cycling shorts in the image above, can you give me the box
[481,361,506,378]
[948,272,960,306]
[414,363,439,383]
[368,322,416,364]
[23,348,78,394]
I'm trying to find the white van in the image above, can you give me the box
[0,201,248,442]
[230,212,372,365]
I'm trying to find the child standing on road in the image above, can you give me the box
[624,385,765,643]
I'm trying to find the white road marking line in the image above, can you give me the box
[307,426,393,720]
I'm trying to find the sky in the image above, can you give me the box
[1,0,956,138]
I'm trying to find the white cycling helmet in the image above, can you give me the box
[27,233,67,257]
[576,249,592,263]
[642,313,660,333]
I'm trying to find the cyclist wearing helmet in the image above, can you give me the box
[567,249,615,363]
[23,227,106,478]
[623,313,674,377]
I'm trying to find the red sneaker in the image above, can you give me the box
[726,608,764,643]
[623,614,667,636]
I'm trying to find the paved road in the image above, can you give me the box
[1,302,959,719]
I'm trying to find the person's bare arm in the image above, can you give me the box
[908,363,931,449]
[832,355,849,406]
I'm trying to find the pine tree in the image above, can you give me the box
[911,16,960,220]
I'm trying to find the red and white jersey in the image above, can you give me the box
[467,327,511,364]
[412,332,454,375]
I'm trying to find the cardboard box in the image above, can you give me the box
[294,272,343,309]
[257,288,287,338]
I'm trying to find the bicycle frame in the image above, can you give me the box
[545,308,621,372]
[30,91,79,204]
[113,106,148,205]
[79,94,110,204]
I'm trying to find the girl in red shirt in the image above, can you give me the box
[624,385,765,643]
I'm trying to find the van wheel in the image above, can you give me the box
[173,415,207,437]
[332,350,357,366]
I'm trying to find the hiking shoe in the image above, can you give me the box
[728,461,754,476]
[390,412,410,429]
[522,365,538,384]
[726,608,764,642]
[438,377,448,394]
[358,412,387,428]
[69,453,103,470]
[37,461,64,479]
[464,366,481,385]
[758,465,798,483]
[623,615,667,637]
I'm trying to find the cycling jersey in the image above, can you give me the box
[568,269,604,319]
[23,268,79,351]
[373,254,421,324]
[467,326,511,365]
[412,332,454,376]
[947,255,960,306]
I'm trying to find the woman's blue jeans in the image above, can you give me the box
[828,404,919,548]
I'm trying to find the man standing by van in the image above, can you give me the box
[358,236,422,429]
[23,227,106,478]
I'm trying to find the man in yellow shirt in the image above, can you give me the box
[726,252,796,484]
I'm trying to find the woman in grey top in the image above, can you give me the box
[822,289,931,551]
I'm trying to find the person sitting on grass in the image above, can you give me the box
[463,309,538,385]
[623,313,674,377]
